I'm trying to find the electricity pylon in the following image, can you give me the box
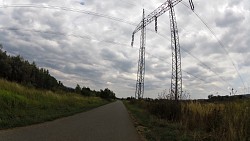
[169,1,182,100]
[131,0,194,100]
[134,9,146,99]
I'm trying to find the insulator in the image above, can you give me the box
[189,0,194,10]
[155,16,158,33]
[131,34,134,47]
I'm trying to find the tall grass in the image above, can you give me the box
[0,79,109,129]
[181,100,250,141]
[125,99,250,141]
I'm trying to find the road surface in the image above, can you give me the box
[0,101,140,141]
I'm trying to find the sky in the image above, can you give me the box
[0,0,249,99]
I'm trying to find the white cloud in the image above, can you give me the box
[0,0,250,99]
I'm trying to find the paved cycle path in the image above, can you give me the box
[0,101,140,141]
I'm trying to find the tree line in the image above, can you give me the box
[0,45,115,99]
[75,84,116,99]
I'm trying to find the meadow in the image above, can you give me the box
[124,98,250,141]
[0,79,109,129]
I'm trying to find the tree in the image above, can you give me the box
[10,55,24,82]
[208,94,213,99]
[81,86,91,96]
[75,84,81,94]
[0,46,117,96]
[100,88,116,99]
[0,47,12,79]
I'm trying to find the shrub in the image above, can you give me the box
[148,100,181,121]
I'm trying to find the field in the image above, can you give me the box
[124,98,250,141]
[0,79,110,130]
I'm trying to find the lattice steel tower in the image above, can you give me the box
[131,0,193,100]
[169,0,182,100]
[134,9,146,99]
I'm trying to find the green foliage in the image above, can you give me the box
[73,84,116,98]
[0,46,65,91]
[75,84,81,94]
[208,94,247,101]
[0,46,116,99]
[100,88,116,99]
[0,79,109,129]
[75,84,94,97]
[81,87,92,96]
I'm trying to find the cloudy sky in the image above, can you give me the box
[0,0,249,99]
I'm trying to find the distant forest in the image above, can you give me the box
[0,45,115,99]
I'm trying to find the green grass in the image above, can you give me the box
[123,100,192,141]
[124,99,250,141]
[0,79,110,130]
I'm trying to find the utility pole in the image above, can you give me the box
[134,9,146,99]
[131,0,193,100]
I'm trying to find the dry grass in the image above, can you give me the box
[125,99,250,141]
[180,100,250,141]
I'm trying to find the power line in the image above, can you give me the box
[148,1,239,91]
[0,28,137,90]
[180,1,246,90]
[117,0,236,90]
[0,20,232,94]
[6,2,240,91]
[154,30,234,89]
[0,4,137,26]
[0,26,229,94]
[181,47,233,88]
[0,3,233,96]
[137,1,241,94]
[131,0,185,100]
[0,27,130,47]
[0,3,165,42]
[145,51,229,93]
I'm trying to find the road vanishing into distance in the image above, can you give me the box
[0,101,140,141]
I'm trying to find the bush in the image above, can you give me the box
[148,100,181,121]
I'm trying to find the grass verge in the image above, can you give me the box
[124,99,250,141]
[123,100,192,141]
[0,79,110,130]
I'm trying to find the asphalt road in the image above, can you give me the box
[0,101,140,141]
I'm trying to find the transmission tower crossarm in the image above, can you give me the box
[132,0,182,35]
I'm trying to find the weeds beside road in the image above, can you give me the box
[124,99,250,141]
